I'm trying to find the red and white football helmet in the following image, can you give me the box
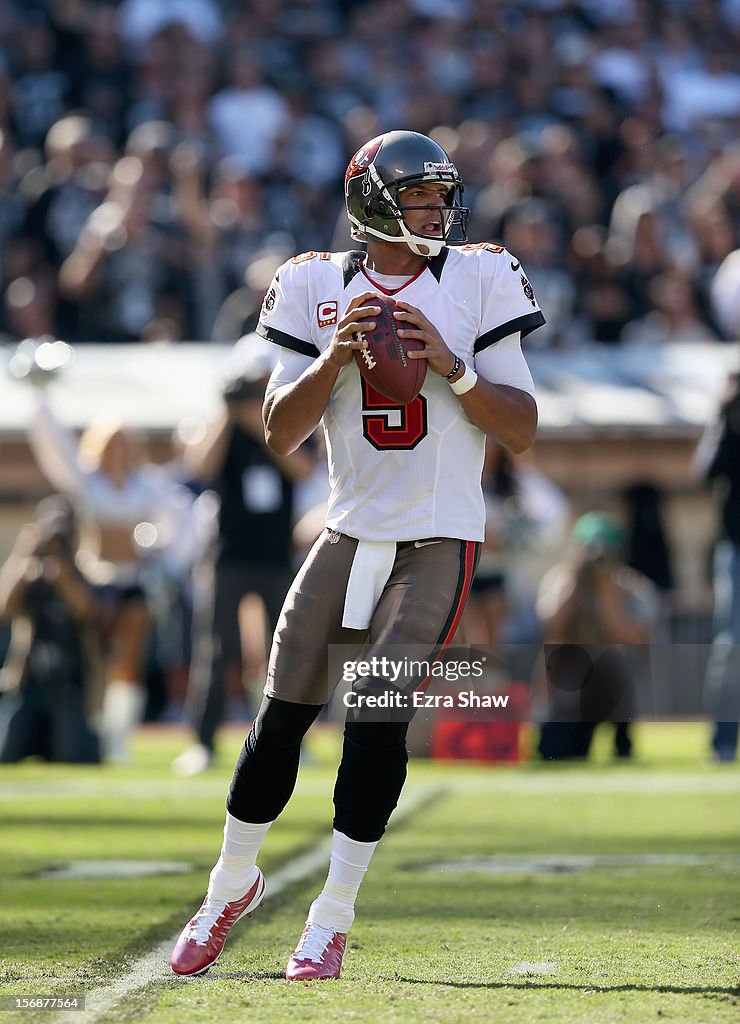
[345,130,468,258]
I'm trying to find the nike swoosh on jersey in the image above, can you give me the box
[510,261,520,271]
[414,539,443,548]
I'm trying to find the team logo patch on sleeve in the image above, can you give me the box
[520,274,536,307]
[317,300,338,328]
[261,286,277,315]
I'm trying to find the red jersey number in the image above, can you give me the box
[361,381,428,450]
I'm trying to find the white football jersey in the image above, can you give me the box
[257,245,544,543]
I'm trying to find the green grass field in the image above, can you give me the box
[1,722,738,1024]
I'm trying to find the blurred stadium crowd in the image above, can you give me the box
[0,0,738,347]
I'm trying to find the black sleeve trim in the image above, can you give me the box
[256,321,319,358]
[342,250,366,287]
[474,310,546,353]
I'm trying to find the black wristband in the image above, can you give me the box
[445,356,461,380]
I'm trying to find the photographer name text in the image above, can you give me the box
[342,690,510,710]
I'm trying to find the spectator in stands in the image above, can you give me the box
[19,113,111,339]
[685,196,737,335]
[10,12,71,149]
[621,270,720,346]
[536,512,658,760]
[173,337,314,776]
[25,115,110,260]
[661,42,740,134]
[168,49,218,161]
[118,0,223,51]
[570,227,635,344]
[0,497,101,764]
[123,31,170,130]
[3,274,57,342]
[172,149,280,338]
[0,130,24,310]
[58,150,189,341]
[71,4,132,148]
[208,49,289,170]
[471,136,545,243]
[619,208,675,324]
[608,135,696,275]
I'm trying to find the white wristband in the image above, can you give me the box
[449,362,478,395]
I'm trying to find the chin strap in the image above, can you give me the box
[351,222,445,258]
[405,235,444,257]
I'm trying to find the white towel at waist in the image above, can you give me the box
[342,540,397,630]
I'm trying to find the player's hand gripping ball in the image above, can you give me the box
[353,295,427,404]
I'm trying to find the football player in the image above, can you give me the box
[170,130,544,980]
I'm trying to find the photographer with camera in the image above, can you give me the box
[536,512,658,760]
[173,336,314,776]
[695,367,740,762]
[0,497,102,763]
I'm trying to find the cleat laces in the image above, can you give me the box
[294,924,337,963]
[189,899,227,945]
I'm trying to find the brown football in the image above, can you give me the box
[353,295,427,405]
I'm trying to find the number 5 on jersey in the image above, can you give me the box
[361,380,428,450]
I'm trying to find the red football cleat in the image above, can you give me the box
[285,923,347,981]
[169,868,266,976]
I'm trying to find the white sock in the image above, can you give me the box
[307,830,379,933]
[207,812,272,902]
[101,681,146,763]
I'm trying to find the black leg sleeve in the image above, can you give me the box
[333,719,410,843]
[227,695,323,823]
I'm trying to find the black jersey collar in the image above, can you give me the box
[342,246,449,288]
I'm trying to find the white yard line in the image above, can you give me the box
[3,771,739,801]
[54,785,443,1024]
[39,860,197,880]
[420,852,740,876]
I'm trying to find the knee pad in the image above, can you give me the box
[333,719,410,842]
[247,695,323,757]
[227,696,322,822]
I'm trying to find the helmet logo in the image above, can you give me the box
[345,138,383,190]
